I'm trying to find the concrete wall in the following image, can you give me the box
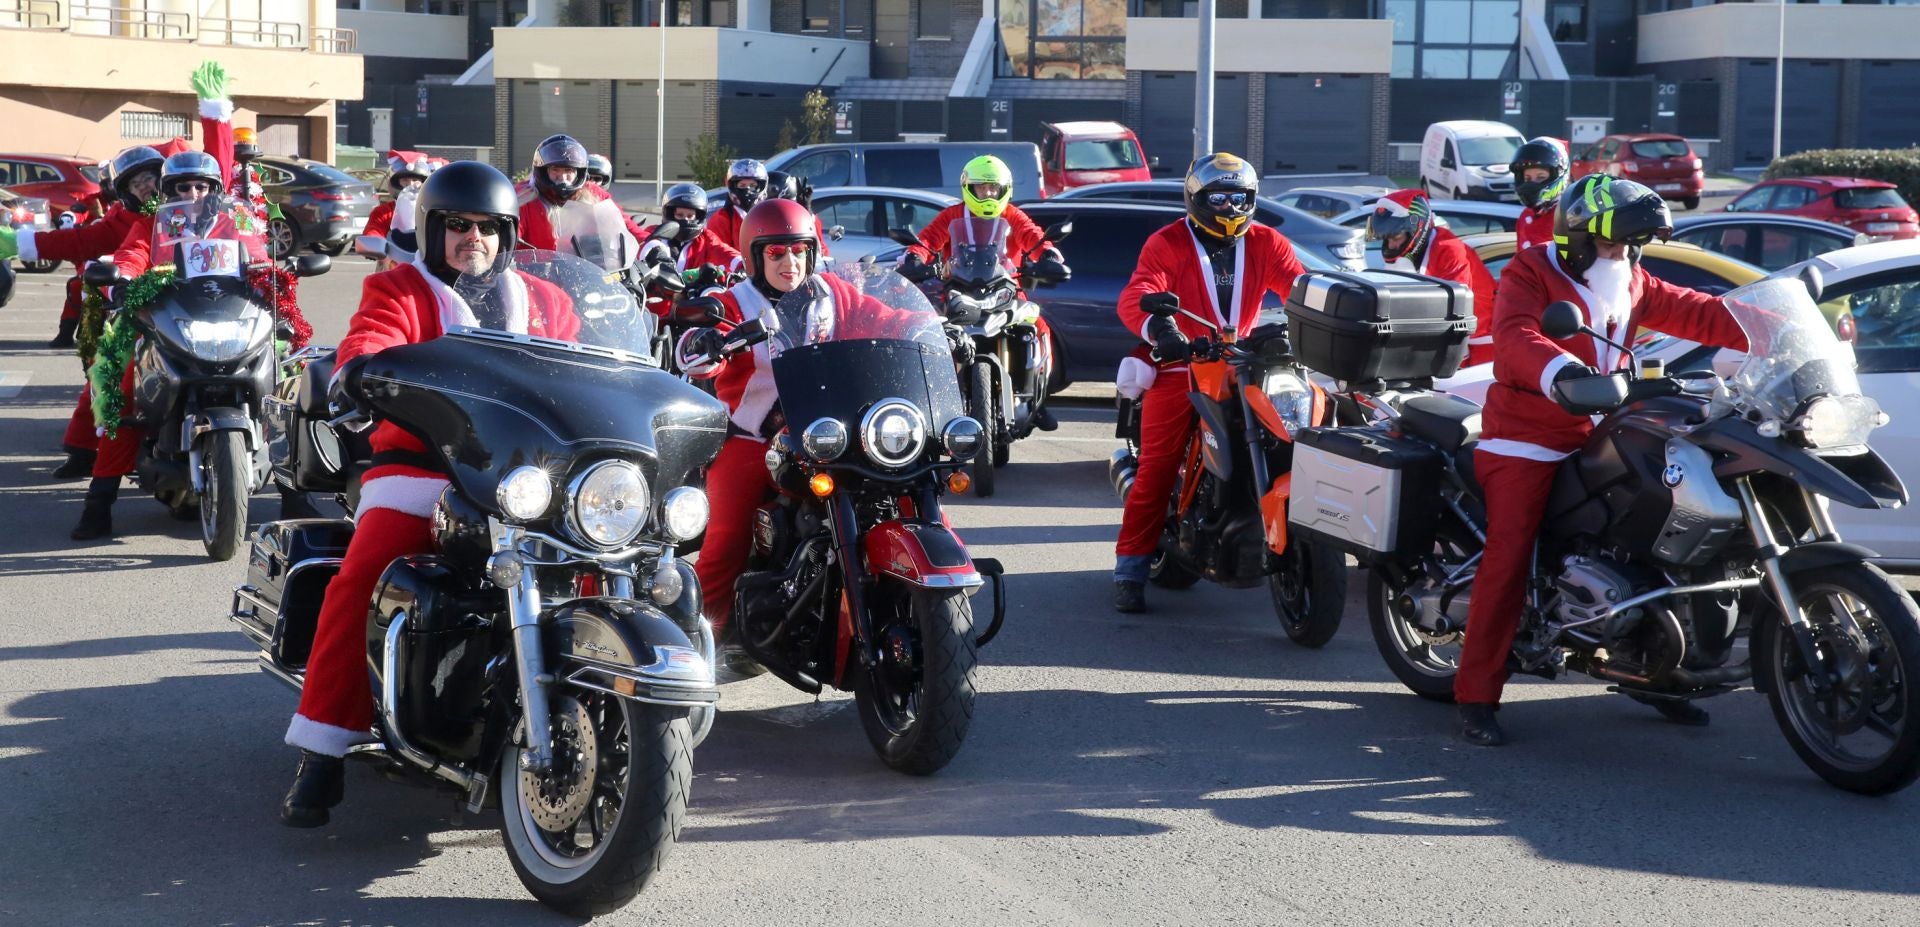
[339,9,467,59]
[1639,4,1920,64]
[494,26,868,85]
[1124,17,1391,74]
[0,88,336,161]
[0,29,361,100]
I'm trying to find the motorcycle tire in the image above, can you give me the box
[1148,547,1201,590]
[1760,561,1920,795]
[200,431,248,562]
[855,586,978,775]
[968,363,996,498]
[501,694,692,916]
[1269,542,1347,649]
[1367,571,1460,702]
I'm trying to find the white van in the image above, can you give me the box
[1420,121,1526,202]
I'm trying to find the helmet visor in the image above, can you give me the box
[966,181,1008,202]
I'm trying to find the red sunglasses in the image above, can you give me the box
[764,242,812,259]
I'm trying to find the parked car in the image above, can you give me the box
[0,153,103,222]
[1670,213,1865,272]
[1,185,57,273]
[1038,121,1150,197]
[766,142,1045,202]
[1571,133,1705,210]
[1330,200,1524,268]
[809,186,958,264]
[1725,176,1920,241]
[1040,180,1367,270]
[1267,185,1393,218]
[254,156,377,257]
[1420,120,1525,202]
[1464,232,1765,296]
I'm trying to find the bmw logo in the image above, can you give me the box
[1662,463,1684,488]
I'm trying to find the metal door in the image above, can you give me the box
[873,0,910,78]
[1735,59,1840,166]
[613,79,704,181]
[1263,75,1369,174]
[510,80,601,171]
[1857,62,1920,149]
[257,117,307,159]
[1139,71,1249,175]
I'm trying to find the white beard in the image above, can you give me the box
[1583,256,1633,369]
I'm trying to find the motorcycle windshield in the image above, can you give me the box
[150,197,267,279]
[550,198,640,272]
[1722,277,1881,447]
[767,265,966,448]
[945,215,1011,287]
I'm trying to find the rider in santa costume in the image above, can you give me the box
[281,161,579,827]
[1454,174,1749,747]
[514,134,647,250]
[635,181,740,314]
[1369,189,1499,367]
[1511,137,1569,253]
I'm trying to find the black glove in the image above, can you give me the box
[900,253,936,283]
[1553,362,1601,386]
[689,263,727,292]
[1148,315,1190,363]
[946,325,975,365]
[1140,291,1180,319]
[327,354,369,419]
[687,326,728,360]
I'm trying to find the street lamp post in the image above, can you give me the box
[1194,0,1215,160]
[657,0,668,201]
[1773,0,1785,165]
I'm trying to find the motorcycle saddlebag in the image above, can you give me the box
[267,350,369,495]
[1287,426,1444,562]
[1284,270,1472,384]
[239,518,353,669]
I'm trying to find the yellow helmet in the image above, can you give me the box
[960,155,1013,219]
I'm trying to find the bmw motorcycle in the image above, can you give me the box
[1293,277,1920,794]
[233,250,729,914]
[90,198,329,561]
[687,264,1005,774]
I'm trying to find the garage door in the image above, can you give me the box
[1734,59,1840,166]
[256,116,308,159]
[1138,71,1250,177]
[1857,61,1920,149]
[510,80,602,173]
[613,79,705,182]
[1263,75,1369,174]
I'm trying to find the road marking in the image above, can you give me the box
[0,370,29,398]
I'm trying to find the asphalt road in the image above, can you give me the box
[2,257,1916,926]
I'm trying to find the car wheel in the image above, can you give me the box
[268,218,298,259]
[1681,196,1701,211]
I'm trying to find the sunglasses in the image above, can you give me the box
[443,215,502,236]
[764,241,812,259]
[1206,191,1252,209]
[173,181,214,195]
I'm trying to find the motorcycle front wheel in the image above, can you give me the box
[855,586,979,775]
[200,431,248,561]
[1269,542,1347,649]
[967,363,997,498]
[1762,562,1920,795]
[501,692,692,916]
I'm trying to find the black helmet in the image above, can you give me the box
[387,155,434,192]
[1184,152,1259,240]
[1511,137,1570,210]
[414,160,519,276]
[660,182,709,242]
[585,153,613,186]
[1554,175,1672,281]
[765,170,801,203]
[531,134,590,201]
[159,151,223,199]
[108,145,164,212]
[725,158,769,211]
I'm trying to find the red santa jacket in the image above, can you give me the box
[1481,243,1748,460]
[366,200,397,239]
[17,202,143,266]
[1516,205,1554,253]
[515,182,647,251]
[708,202,831,259]
[907,203,1055,266]
[1117,220,1307,361]
[1394,226,1497,366]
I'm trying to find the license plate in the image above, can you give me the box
[1869,222,1900,233]
[1656,183,1684,192]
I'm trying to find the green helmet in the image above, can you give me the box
[960,155,1013,219]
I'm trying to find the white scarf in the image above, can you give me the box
[408,258,530,335]
[727,278,835,436]
[1185,225,1245,330]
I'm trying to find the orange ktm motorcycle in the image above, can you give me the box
[1108,297,1348,647]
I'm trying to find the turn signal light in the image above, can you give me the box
[948,471,972,493]
[809,473,835,497]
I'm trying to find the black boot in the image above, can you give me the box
[281,751,345,828]
[1457,703,1506,746]
[69,476,118,541]
[50,447,96,480]
[1113,580,1146,614]
[48,318,78,349]
[1032,403,1059,432]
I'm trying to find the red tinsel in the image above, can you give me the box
[247,263,311,350]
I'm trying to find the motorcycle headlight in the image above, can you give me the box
[496,465,554,522]
[659,486,709,542]
[801,417,849,461]
[568,460,650,548]
[1262,369,1316,436]
[942,416,984,460]
[1798,395,1879,451]
[175,314,271,363]
[860,400,927,468]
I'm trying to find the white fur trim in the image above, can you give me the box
[16,227,37,263]
[285,713,375,757]
[1477,438,1573,462]
[1467,335,1495,345]
[1115,355,1157,400]
[1185,225,1244,330]
[198,97,234,121]
[406,258,529,335]
[1539,352,1576,400]
[357,474,449,517]
[728,280,781,434]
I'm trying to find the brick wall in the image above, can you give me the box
[1369,74,1391,176]
[1124,70,1143,133]
[492,78,511,171]
[770,0,804,34]
[909,0,982,79]
[1245,77,1265,173]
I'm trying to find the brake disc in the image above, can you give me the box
[520,696,597,833]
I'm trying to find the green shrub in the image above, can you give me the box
[801,89,832,146]
[686,133,738,189]
[1765,148,1920,207]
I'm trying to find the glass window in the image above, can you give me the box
[1064,139,1144,170]
[919,0,951,36]
[815,196,877,237]
[1837,273,1920,373]
[801,0,828,30]
[887,198,947,234]
[1441,140,1458,168]
[784,149,852,187]
[1458,135,1523,166]
[1469,48,1510,79]
[865,149,944,189]
[1436,210,1510,234]
[1676,226,1752,262]
[1085,0,1124,35]
[1771,185,1816,210]
[1632,139,1692,159]
[1727,188,1770,213]
[1472,0,1518,43]
[1641,257,1739,295]
[1037,0,1078,35]
[1392,43,1415,78]
[1423,0,1470,42]
[1549,0,1586,42]
[1422,47,1470,79]
[303,162,361,184]
[1836,187,1907,210]
[1085,40,1125,79]
[1384,0,1416,41]
[1032,39,1082,79]
[1756,228,1834,269]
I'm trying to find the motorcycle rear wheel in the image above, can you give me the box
[1762,562,1920,795]
[501,693,692,916]
[1367,571,1462,702]
[1148,545,1201,590]
[200,431,248,561]
[1269,542,1347,649]
[968,363,997,498]
[855,586,978,775]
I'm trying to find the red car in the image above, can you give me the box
[1038,121,1150,198]
[1725,176,1919,241]
[1570,133,1705,209]
[0,154,104,223]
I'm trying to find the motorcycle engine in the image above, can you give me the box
[1550,555,1644,641]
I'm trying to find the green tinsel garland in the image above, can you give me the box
[87,268,175,438]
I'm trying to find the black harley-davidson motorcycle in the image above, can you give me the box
[89,197,330,560]
[686,264,1005,774]
[233,250,731,914]
[1288,273,1920,794]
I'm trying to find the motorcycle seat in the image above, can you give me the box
[1398,393,1482,453]
[1454,440,1482,501]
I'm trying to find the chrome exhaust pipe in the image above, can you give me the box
[1108,449,1137,501]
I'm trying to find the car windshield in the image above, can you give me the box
[1722,277,1878,446]
[766,264,947,358]
[447,249,654,356]
[1459,135,1523,166]
[1835,187,1907,210]
[149,196,269,279]
[1065,139,1143,171]
[1631,139,1692,159]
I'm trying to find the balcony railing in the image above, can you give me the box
[311,25,355,53]
[4,0,357,53]
[0,0,59,28]
[199,15,302,48]
[69,0,189,39]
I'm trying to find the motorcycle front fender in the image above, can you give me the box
[544,596,718,705]
[862,521,984,591]
[1777,541,1881,576]
[192,405,258,449]
[1260,472,1292,556]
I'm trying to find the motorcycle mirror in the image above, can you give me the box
[82,261,122,289]
[1798,263,1824,303]
[653,220,681,241]
[1029,258,1070,287]
[1142,297,1178,319]
[1043,220,1073,243]
[675,295,727,327]
[295,254,331,278]
[887,228,920,247]
[1541,300,1585,340]
[354,235,387,258]
[828,224,846,241]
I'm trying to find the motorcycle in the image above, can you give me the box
[87,197,329,561]
[894,221,1070,497]
[1290,273,1920,794]
[1106,294,1349,647]
[681,262,1005,774]
[232,249,730,914]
